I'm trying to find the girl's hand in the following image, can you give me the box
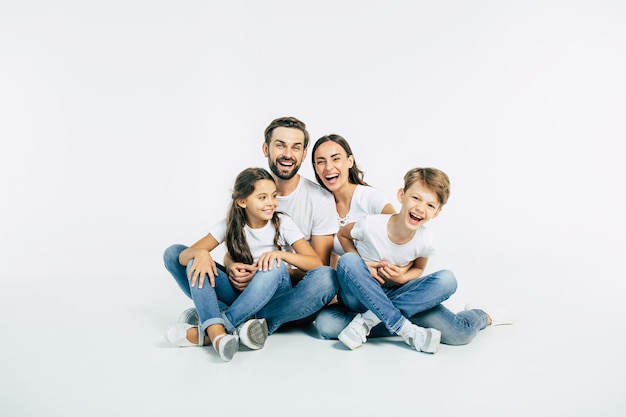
[256,250,283,272]
[187,251,218,288]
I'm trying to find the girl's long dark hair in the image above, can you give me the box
[226,167,282,264]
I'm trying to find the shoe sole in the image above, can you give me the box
[178,308,199,326]
[217,335,239,361]
[240,319,268,350]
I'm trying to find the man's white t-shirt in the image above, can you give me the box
[276,176,337,252]
[350,214,437,267]
[333,185,390,255]
[208,213,304,264]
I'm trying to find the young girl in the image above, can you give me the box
[163,167,322,361]
[335,167,453,353]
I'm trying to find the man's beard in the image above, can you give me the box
[269,158,300,180]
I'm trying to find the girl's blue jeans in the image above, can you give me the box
[163,244,338,334]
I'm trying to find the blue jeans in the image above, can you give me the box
[163,244,291,334]
[315,303,488,345]
[317,252,485,342]
[257,265,338,334]
[163,244,338,335]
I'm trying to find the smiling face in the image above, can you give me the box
[312,141,354,192]
[396,180,442,230]
[263,126,307,180]
[237,179,278,228]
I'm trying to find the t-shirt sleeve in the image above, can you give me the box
[278,214,305,246]
[350,216,367,242]
[207,220,227,244]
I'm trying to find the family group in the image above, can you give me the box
[163,116,514,361]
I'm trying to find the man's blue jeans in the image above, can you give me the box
[163,244,338,335]
[315,252,487,344]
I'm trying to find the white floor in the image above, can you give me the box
[2,2,626,416]
[2,253,624,417]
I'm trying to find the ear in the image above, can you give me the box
[262,142,269,157]
[431,207,443,219]
[348,155,354,168]
[302,147,308,161]
[236,199,247,209]
[396,188,404,203]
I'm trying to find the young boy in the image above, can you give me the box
[336,167,451,353]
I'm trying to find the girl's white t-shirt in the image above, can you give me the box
[333,185,391,255]
[208,213,304,264]
[350,214,437,267]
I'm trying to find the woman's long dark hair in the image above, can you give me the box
[226,168,282,264]
[311,134,368,192]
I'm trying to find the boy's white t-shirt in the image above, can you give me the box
[208,213,304,264]
[276,176,337,252]
[350,214,437,267]
[333,185,391,255]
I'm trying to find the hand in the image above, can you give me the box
[187,251,218,289]
[256,250,283,272]
[227,261,257,291]
[376,260,413,285]
[365,261,386,286]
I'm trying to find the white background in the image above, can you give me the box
[1,1,625,416]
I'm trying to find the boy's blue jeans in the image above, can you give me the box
[163,244,338,335]
[316,252,487,344]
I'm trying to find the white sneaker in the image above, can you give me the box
[212,333,239,361]
[401,324,441,354]
[465,303,516,326]
[237,318,268,350]
[164,322,203,347]
[178,308,199,326]
[338,314,370,350]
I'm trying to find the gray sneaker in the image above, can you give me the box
[237,318,268,350]
[402,324,441,354]
[178,308,199,326]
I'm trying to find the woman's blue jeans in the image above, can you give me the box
[163,244,291,334]
[318,252,487,344]
[163,244,338,335]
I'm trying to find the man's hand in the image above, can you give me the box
[227,261,257,291]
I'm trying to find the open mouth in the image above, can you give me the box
[409,212,423,223]
[278,159,296,168]
[324,174,339,185]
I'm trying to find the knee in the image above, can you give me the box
[436,269,458,294]
[163,244,186,265]
[311,266,339,294]
[337,252,360,270]
[313,308,344,340]
[441,327,478,346]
